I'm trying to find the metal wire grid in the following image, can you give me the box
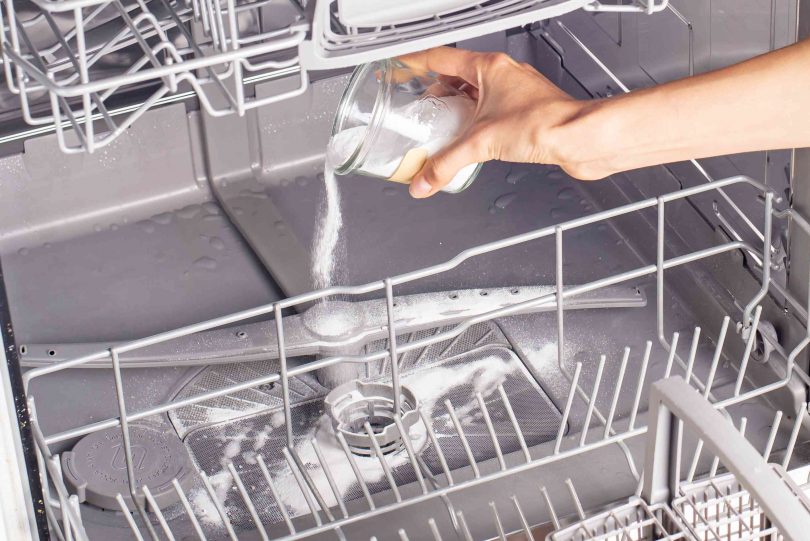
[18,174,810,540]
[659,401,810,541]
[300,0,670,69]
[0,0,309,153]
[671,463,810,541]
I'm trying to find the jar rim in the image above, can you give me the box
[330,59,394,175]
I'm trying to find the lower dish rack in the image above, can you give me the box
[21,174,810,540]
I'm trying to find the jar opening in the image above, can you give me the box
[330,59,392,175]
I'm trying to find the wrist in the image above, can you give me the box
[549,97,624,180]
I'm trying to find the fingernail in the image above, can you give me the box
[410,176,431,197]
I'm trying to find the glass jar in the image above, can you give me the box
[328,58,482,193]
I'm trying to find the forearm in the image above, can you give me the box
[556,39,810,178]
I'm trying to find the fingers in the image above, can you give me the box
[409,135,489,198]
[398,47,481,86]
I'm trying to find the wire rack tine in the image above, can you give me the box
[116,494,145,541]
[490,501,507,541]
[109,348,160,541]
[142,485,176,541]
[445,399,480,479]
[629,341,652,430]
[511,494,532,538]
[283,446,327,524]
[172,479,207,541]
[664,332,680,378]
[335,431,376,510]
[704,316,730,398]
[555,362,582,454]
[311,438,350,518]
[385,278,403,416]
[364,422,402,502]
[686,439,704,484]
[456,511,474,541]
[762,410,783,460]
[782,403,807,468]
[256,454,296,534]
[604,347,630,439]
[556,226,565,371]
[428,517,443,541]
[227,463,269,541]
[476,392,506,471]
[200,471,238,541]
[497,385,531,463]
[540,485,560,530]
[291,445,336,522]
[274,304,294,447]
[393,415,428,494]
[684,327,701,383]
[419,408,454,485]
[734,306,763,396]
[565,478,586,521]
[579,355,606,447]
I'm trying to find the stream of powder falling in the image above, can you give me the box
[311,159,343,290]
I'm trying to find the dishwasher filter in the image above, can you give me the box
[61,423,195,511]
[168,322,564,531]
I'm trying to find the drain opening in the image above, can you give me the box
[325,380,420,457]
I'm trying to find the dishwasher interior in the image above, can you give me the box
[1,1,810,540]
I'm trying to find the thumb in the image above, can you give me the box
[409,136,486,198]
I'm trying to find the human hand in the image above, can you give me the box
[398,47,605,198]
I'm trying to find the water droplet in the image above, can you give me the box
[494,192,517,210]
[295,176,309,187]
[137,220,156,234]
[93,223,103,232]
[209,237,225,250]
[506,170,529,185]
[383,186,398,196]
[615,239,622,246]
[17,247,28,256]
[152,212,173,225]
[550,207,565,219]
[557,187,576,201]
[177,204,201,219]
[274,220,287,231]
[193,256,217,270]
[110,224,119,231]
[488,205,497,214]
[233,206,244,216]
[44,242,51,249]
[202,202,221,215]
[596,223,607,231]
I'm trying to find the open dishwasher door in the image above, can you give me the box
[1,1,810,540]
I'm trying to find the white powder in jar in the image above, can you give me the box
[327,95,479,192]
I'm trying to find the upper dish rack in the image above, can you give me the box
[0,0,668,153]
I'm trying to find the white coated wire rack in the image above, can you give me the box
[0,0,670,153]
[298,0,670,69]
[20,174,810,540]
[0,0,310,153]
